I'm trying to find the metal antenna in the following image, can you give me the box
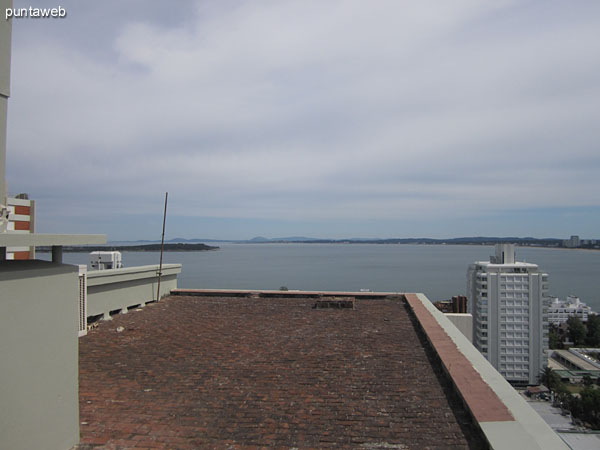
[156,192,168,301]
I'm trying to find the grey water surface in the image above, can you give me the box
[45,243,600,309]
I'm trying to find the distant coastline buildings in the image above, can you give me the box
[547,295,594,325]
[468,244,549,385]
[433,295,468,314]
[562,234,599,249]
[563,235,581,248]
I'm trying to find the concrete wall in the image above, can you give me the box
[0,0,11,97]
[411,293,568,449]
[87,264,182,319]
[445,313,473,342]
[0,0,12,203]
[0,260,79,450]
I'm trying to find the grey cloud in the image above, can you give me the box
[6,0,600,238]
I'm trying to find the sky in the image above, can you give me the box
[5,0,600,241]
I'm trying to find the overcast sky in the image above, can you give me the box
[5,0,600,240]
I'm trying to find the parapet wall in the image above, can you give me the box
[87,264,182,320]
[0,261,80,450]
[405,293,568,450]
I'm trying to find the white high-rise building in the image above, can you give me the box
[467,244,549,385]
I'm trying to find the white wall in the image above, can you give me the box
[0,261,80,450]
[87,264,182,319]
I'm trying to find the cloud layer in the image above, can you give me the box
[6,0,600,239]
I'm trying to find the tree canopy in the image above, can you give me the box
[567,316,587,346]
[586,314,600,347]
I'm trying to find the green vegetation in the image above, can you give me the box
[540,366,561,391]
[549,325,564,349]
[541,366,600,429]
[567,316,587,346]
[550,314,600,349]
[586,314,600,347]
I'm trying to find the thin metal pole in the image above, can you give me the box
[157,192,168,301]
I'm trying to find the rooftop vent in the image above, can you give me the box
[313,297,355,309]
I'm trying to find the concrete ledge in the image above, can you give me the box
[405,293,568,450]
[0,259,77,278]
[87,264,181,320]
[87,264,181,287]
[0,233,106,247]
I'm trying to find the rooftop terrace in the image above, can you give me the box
[78,294,485,449]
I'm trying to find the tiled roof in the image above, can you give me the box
[78,295,485,449]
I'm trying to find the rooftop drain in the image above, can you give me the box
[313,297,355,309]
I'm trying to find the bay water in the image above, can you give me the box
[47,243,600,311]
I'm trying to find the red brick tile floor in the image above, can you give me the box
[76,295,485,449]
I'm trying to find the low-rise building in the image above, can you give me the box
[548,295,594,324]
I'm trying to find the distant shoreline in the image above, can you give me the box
[36,238,600,252]
[36,243,219,253]
[240,238,600,250]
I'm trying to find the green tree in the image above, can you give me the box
[568,394,583,420]
[579,386,600,429]
[540,366,561,391]
[553,383,570,408]
[549,324,563,349]
[585,314,600,347]
[567,316,587,346]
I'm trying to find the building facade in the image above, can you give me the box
[468,244,549,385]
[5,194,35,259]
[548,295,594,325]
[563,235,581,248]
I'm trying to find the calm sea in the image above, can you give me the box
[44,243,600,310]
